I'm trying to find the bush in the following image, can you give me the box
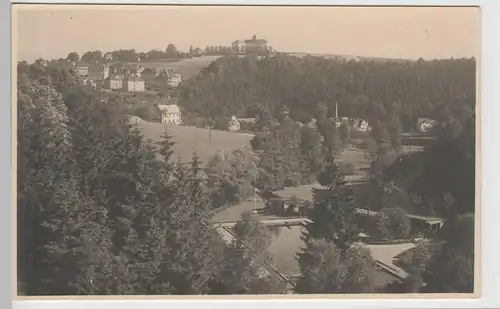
[374,207,411,240]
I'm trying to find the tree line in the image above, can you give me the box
[64,43,242,64]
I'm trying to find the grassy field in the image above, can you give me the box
[134,119,254,164]
[129,56,223,80]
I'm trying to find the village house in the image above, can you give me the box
[156,68,183,88]
[334,117,350,128]
[76,62,89,77]
[352,118,371,132]
[158,104,182,125]
[76,61,110,80]
[231,40,247,54]
[110,63,144,77]
[103,75,124,90]
[123,76,146,92]
[167,72,182,87]
[228,116,241,132]
[238,117,258,124]
[417,117,438,133]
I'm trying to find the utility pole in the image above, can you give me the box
[253,187,257,213]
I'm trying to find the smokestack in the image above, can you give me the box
[335,102,339,118]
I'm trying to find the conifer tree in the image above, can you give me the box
[17,82,121,295]
[213,212,282,294]
[158,154,225,294]
[295,239,347,293]
[304,163,359,251]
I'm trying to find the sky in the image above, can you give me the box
[13,5,479,62]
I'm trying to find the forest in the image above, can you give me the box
[179,54,475,132]
[17,55,475,295]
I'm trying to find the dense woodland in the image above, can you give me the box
[180,55,475,131]
[17,54,475,295]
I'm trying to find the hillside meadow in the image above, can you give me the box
[131,118,255,164]
[128,55,223,80]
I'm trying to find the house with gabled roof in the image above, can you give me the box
[158,104,182,125]
[103,74,124,90]
[123,75,145,92]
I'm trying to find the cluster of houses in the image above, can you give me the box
[73,61,183,92]
[227,114,371,133]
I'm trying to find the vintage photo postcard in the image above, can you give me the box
[12,4,479,299]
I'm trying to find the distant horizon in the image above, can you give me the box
[14,5,479,63]
[18,48,477,64]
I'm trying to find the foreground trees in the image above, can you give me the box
[295,239,377,294]
[296,162,377,294]
[211,212,283,294]
[17,77,226,294]
[423,214,474,293]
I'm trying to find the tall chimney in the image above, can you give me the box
[335,102,339,118]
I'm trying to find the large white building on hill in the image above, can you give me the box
[158,104,182,125]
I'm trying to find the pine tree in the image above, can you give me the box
[295,239,347,293]
[158,155,225,294]
[341,244,377,293]
[213,212,282,294]
[299,126,325,183]
[17,82,122,295]
[304,163,359,251]
[422,214,474,293]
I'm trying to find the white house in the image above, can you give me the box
[167,72,182,87]
[103,75,124,90]
[238,118,258,124]
[335,117,349,128]
[417,118,437,133]
[157,68,182,87]
[352,118,371,132]
[228,116,241,132]
[123,76,145,92]
[232,40,246,54]
[158,104,182,125]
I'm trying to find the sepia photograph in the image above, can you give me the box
[13,4,478,298]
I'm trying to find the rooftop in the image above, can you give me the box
[158,104,180,114]
[245,39,268,44]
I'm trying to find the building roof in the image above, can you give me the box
[355,208,445,224]
[125,76,144,82]
[238,117,258,123]
[245,39,268,44]
[158,104,180,114]
[273,184,324,202]
[362,242,416,279]
[107,74,124,80]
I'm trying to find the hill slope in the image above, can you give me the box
[129,55,223,80]
[134,119,254,163]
